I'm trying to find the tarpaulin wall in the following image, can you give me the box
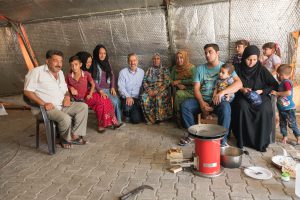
[0,27,28,96]
[23,9,170,78]
[168,2,230,64]
[0,0,299,96]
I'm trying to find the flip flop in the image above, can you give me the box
[72,138,88,145]
[60,139,72,149]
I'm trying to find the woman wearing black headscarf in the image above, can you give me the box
[231,45,278,152]
[91,44,122,124]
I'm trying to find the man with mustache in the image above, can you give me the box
[24,50,88,149]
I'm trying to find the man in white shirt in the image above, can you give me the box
[24,50,88,148]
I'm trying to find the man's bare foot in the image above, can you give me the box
[282,136,287,144]
[71,134,80,140]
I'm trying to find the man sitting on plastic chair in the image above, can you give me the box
[24,50,88,149]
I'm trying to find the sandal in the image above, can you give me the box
[98,127,106,133]
[111,123,125,129]
[72,138,88,145]
[178,137,193,146]
[61,139,72,149]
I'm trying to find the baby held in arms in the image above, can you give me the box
[205,63,235,120]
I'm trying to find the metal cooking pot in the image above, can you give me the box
[220,146,244,168]
[188,124,226,140]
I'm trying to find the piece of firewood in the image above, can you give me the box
[169,166,182,173]
[166,147,183,159]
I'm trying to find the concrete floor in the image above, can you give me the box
[0,109,300,200]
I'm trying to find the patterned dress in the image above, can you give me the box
[141,65,173,123]
[170,65,196,113]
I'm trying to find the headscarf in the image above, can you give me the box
[152,53,162,68]
[149,53,163,78]
[240,45,262,81]
[76,51,92,72]
[91,44,112,82]
[175,50,193,80]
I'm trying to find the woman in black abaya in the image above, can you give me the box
[231,45,278,152]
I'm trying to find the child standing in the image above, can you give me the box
[271,64,300,144]
[231,39,250,66]
[262,42,282,76]
[213,63,235,103]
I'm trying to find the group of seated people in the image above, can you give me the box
[24,41,300,152]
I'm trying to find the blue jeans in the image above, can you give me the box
[181,98,231,145]
[102,89,122,123]
[279,109,300,137]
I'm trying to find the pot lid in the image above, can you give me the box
[188,124,226,139]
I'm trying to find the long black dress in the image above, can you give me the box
[231,48,278,152]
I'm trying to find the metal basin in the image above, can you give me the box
[220,146,243,168]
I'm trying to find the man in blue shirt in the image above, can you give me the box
[118,53,145,124]
[181,44,242,146]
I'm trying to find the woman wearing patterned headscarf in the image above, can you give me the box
[170,50,196,126]
[90,44,123,125]
[231,45,278,152]
[141,53,173,124]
